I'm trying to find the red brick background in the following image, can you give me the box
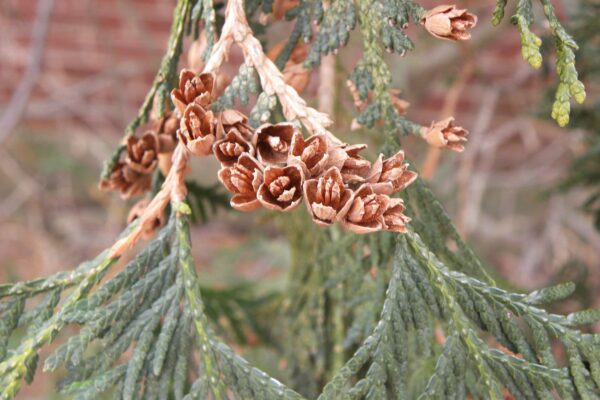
[0,0,175,134]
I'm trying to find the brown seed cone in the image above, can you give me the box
[382,198,410,233]
[216,109,254,140]
[327,143,372,183]
[367,150,418,195]
[126,132,159,175]
[158,154,173,177]
[420,116,468,152]
[342,184,390,234]
[420,5,477,41]
[127,198,166,239]
[303,167,354,226]
[171,69,216,114]
[153,111,179,154]
[99,162,152,199]
[154,111,179,136]
[218,153,264,211]
[213,130,255,166]
[254,123,295,164]
[147,111,180,175]
[257,164,304,211]
[288,132,329,178]
[178,103,216,156]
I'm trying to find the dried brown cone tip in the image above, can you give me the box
[152,111,180,175]
[367,150,418,195]
[267,41,311,93]
[420,116,469,152]
[126,132,159,175]
[303,167,353,226]
[218,153,264,211]
[257,164,304,211]
[216,109,254,140]
[171,69,216,114]
[342,184,390,234]
[99,162,151,199]
[213,129,255,166]
[214,109,255,165]
[383,197,410,233]
[289,132,329,178]
[153,111,179,153]
[420,5,477,41]
[127,198,166,239]
[328,144,372,183]
[255,123,295,164]
[178,103,216,156]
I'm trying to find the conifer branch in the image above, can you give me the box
[493,0,587,126]
[1,1,598,399]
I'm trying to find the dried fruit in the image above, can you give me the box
[218,153,264,211]
[257,164,304,211]
[367,150,418,195]
[255,123,296,164]
[303,167,354,226]
[99,162,151,199]
[421,5,477,41]
[178,104,216,156]
[171,69,215,114]
[382,198,410,233]
[342,184,390,234]
[153,111,179,154]
[289,132,329,178]
[152,112,180,175]
[126,132,159,175]
[213,130,254,166]
[216,109,254,140]
[420,116,469,152]
[328,144,372,183]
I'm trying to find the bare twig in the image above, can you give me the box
[108,144,189,258]
[0,0,55,144]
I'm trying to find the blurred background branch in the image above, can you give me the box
[0,0,54,144]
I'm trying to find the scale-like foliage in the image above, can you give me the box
[1,0,598,399]
[547,0,600,230]
[493,0,586,126]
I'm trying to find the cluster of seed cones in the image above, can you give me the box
[99,112,178,199]
[101,69,419,234]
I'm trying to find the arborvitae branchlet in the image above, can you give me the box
[1,1,597,399]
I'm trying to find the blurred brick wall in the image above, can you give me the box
[0,0,177,134]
